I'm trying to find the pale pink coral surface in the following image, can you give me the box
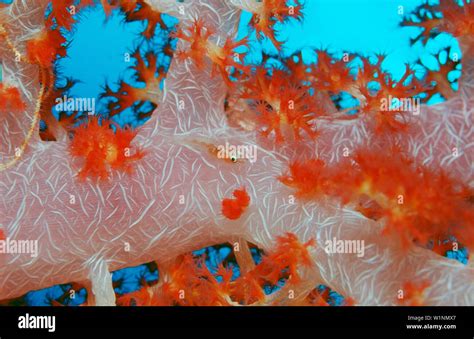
[0,0,473,305]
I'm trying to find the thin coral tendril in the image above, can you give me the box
[0,23,26,62]
[0,0,473,308]
[0,67,44,172]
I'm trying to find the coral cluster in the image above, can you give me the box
[0,0,472,306]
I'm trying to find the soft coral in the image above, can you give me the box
[248,0,304,49]
[257,233,315,285]
[397,281,431,306]
[310,50,356,94]
[69,117,144,181]
[0,84,26,112]
[222,187,250,220]
[355,56,427,132]
[173,18,249,84]
[157,254,233,306]
[26,29,67,68]
[115,233,316,306]
[101,51,165,118]
[402,0,474,45]
[231,233,315,305]
[118,0,167,39]
[233,67,321,143]
[46,0,76,31]
[280,147,474,249]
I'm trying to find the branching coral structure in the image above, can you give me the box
[0,0,473,307]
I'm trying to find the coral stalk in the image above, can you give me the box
[0,0,472,307]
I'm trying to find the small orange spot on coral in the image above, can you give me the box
[69,117,144,181]
[398,281,430,306]
[0,229,5,241]
[0,84,26,112]
[222,187,250,220]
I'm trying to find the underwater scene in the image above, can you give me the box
[0,0,473,331]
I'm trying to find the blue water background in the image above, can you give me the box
[0,0,468,305]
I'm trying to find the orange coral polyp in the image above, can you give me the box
[353,58,427,132]
[122,0,167,39]
[437,1,474,38]
[240,68,320,143]
[402,1,474,52]
[0,84,26,112]
[159,254,233,306]
[222,187,250,220]
[311,51,355,93]
[69,118,144,181]
[102,52,165,117]
[230,233,316,304]
[280,149,474,250]
[26,29,67,68]
[113,233,316,306]
[249,0,304,48]
[208,37,250,80]
[398,281,430,306]
[174,18,249,81]
[47,0,77,31]
[253,233,315,285]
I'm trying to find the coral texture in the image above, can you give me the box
[0,0,473,306]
